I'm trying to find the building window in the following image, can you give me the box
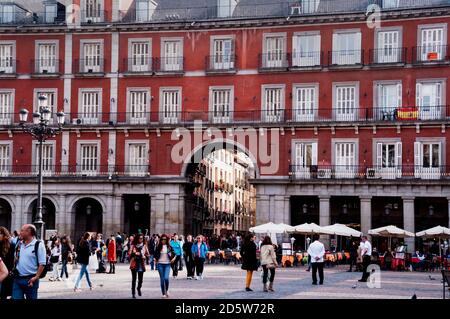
[0,143,10,176]
[0,91,13,125]
[129,40,151,72]
[127,143,148,176]
[334,142,357,178]
[418,25,446,61]
[414,141,442,179]
[34,143,54,176]
[211,37,234,70]
[79,90,101,124]
[36,42,58,73]
[375,29,401,63]
[375,142,402,179]
[262,86,284,123]
[83,0,104,22]
[136,0,156,22]
[81,42,102,73]
[161,39,183,72]
[292,141,317,178]
[375,82,402,120]
[160,88,181,124]
[292,33,321,67]
[416,80,444,120]
[1,5,14,23]
[35,90,57,123]
[262,34,286,68]
[44,4,57,23]
[79,143,99,175]
[127,89,149,124]
[293,84,317,122]
[382,0,400,9]
[332,31,361,65]
[0,42,14,73]
[217,0,237,18]
[334,84,358,121]
[210,87,233,124]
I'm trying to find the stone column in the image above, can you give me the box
[360,196,372,237]
[12,195,24,231]
[112,195,122,234]
[274,195,287,224]
[151,194,166,234]
[402,197,415,253]
[256,195,270,224]
[319,196,330,249]
[57,194,67,235]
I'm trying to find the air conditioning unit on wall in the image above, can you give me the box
[317,169,331,179]
[366,168,379,179]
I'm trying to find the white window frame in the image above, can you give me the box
[293,83,318,122]
[128,38,152,72]
[159,87,182,124]
[125,140,149,176]
[416,79,446,120]
[35,40,59,74]
[417,24,447,62]
[261,84,285,123]
[373,138,402,179]
[332,139,359,179]
[373,80,402,121]
[44,3,57,23]
[209,86,234,124]
[80,39,104,73]
[1,5,15,23]
[0,141,12,176]
[126,88,150,124]
[210,35,235,70]
[217,0,238,18]
[33,88,58,124]
[78,88,102,124]
[292,31,321,67]
[135,0,156,22]
[262,33,287,68]
[414,138,445,180]
[0,89,14,125]
[332,29,362,65]
[160,37,183,72]
[77,141,101,176]
[291,139,318,179]
[81,0,104,22]
[374,27,403,63]
[382,0,400,9]
[332,82,359,121]
[32,140,56,176]
[0,41,16,74]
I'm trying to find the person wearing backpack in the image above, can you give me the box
[11,224,47,299]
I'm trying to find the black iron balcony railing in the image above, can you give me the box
[31,59,61,74]
[258,53,290,70]
[206,54,237,72]
[74,58,105,74]
[412,45,450,64]
[0,165,150,178]
[328,50,364,66]
[123,57,154,73]
[289,164,450,180]
[290,51,323,68]
[369,47,407,65]
[0,58,17,74]
[154,57,184,73]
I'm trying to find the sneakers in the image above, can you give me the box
[74,288,82,292]
[245,287,253,292]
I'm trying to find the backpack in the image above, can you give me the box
[34,240,50,279]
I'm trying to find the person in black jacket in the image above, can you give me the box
[74,233,94,292]
[0,227,15,299]
[183,235,195,279]
[60,236,73,279]
[240,234,258,292]
[348,241,358,272]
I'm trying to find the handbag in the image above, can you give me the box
[88,253,99,271]
[266,263,276,269]
[50,255,59,263]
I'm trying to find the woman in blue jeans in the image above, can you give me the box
[74,233,94,292]
[154,234,175,298]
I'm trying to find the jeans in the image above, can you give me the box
[311,262,324,284]
[60,259,69,278]
[194,257,205,276]
[52,262,60,279]
[171,256,181,277]
[185,256,195,277]
[74,264,92,289]
[12,276,39,299]
[131,270,144,295]
[157,263,171,295]
[262,265,275,284]
[149,255,155,270]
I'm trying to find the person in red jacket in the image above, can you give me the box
[107,235,117,274]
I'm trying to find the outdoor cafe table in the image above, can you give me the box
[281,255,295,267]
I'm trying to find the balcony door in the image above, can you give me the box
[292,34,320,67]
[335,85,357,121]
[294,86,316,122]
[335,142,356,178]
[420,27,445,61]
[293,142,317,179]
[376,83,402,120]
[414,142,441,179]
[37,43,57,73]
[211,89,231,124]
[263,87,284,123]
[332,32,361,65]
[163,40,182,71]
[83,43,101,73]
[212,38,234,70]
[416,81,442,120]
[264,36,285,68]
[377,30,400,63]
[128,143,147,176]
[0,44,13,73]
[131,41,151,72]
[376,142,402,179]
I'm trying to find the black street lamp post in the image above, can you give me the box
[19,95,65,240]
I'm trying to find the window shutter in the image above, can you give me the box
[396,83,402,107]
[395,142,402,167]
[416,82,422,107]
[355,32,362,62]
[311,142,318,166]
[414,142,421,167]
[376,143,383,168]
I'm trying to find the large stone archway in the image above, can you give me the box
[0,198,12,230]
[28,197,57,232]
[71,197,104,243]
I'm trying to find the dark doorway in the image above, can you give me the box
[290,196,319,250]
[330,196,360,228]
[73,198,103,243]
[0,198,12,230]
[371,197,403,252]
[123,194,151,236]
[30,198,56,230]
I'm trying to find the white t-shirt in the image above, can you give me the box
[362,241,372,256]
[307,240,325,263]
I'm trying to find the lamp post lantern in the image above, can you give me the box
[19,96,65,240]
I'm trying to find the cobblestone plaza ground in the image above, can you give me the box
[37,264,445,299]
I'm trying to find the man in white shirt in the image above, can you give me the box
[359,236,372,282]
[307,234,325,285]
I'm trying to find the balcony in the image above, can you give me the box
[412,45,450,65]
[369,48,407,66]
[31,59,61,77]
[122,57,154,75]
[154,57,184,75]
[290,51,323,70]
[328,50,364,68]
[258,53,289,72]
[289,165,450,181]
[0,58,17,77]
[206,54,237,74]
[74,58,105,76]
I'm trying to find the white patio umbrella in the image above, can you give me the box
[416,225,450,260]
[292,223,333,250]
[278,223,296,233]
[322,223,362,251]
[249,222,286,245]
[369,225,415,249]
